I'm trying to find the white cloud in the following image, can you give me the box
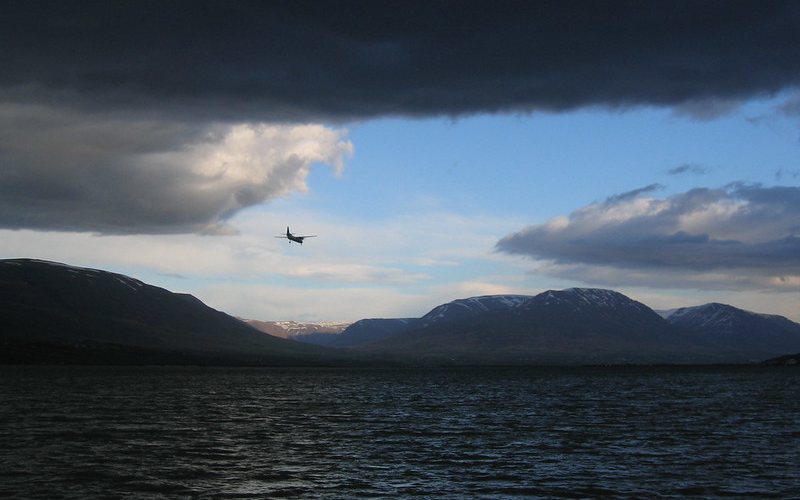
[147,123,351,203]
[498,184,800,292]
[533,261,800,293]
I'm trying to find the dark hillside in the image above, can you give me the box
[0,259,348,365]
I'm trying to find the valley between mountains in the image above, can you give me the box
[3,259,799,365]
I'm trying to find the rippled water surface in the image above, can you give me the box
[1,366,798,498]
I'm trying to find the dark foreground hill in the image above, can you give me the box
[330,289,800,364]
[0,259,350,365]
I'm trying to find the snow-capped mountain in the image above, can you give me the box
[244,319,352,347]
[662,302,777,327]
[421,295,530,326]
[352,288,700,364]
[274,320,351,334]
[329,296,534,348]
[526,288,652,312]
[509,288,676,338]
[518,288,658,319]
[244,319,350,339]
[662,303,800,357]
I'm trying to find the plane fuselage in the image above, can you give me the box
[283,227,313,244]
[287,232,306,244]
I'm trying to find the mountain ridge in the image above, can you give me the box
[327,288,800,364]
[356,288,704,364]
[0,258,351,365]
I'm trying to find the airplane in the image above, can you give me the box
[275,226,317,245]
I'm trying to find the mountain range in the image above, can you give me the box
[307,288,800,364]
[2,258,799,365]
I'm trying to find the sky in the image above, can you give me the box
[1,1,799,322]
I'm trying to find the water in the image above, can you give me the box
[1,366,798,498]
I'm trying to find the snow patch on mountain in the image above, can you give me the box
[662,303,778,329]
[244,319,351,339]
[527,288,651,314]
[421,295,531,325]
[274,320,350,333]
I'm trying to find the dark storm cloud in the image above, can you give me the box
[2,0,800,121]
[497,184,800,290]
[3,1,800,235]
[0,104,351,233]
